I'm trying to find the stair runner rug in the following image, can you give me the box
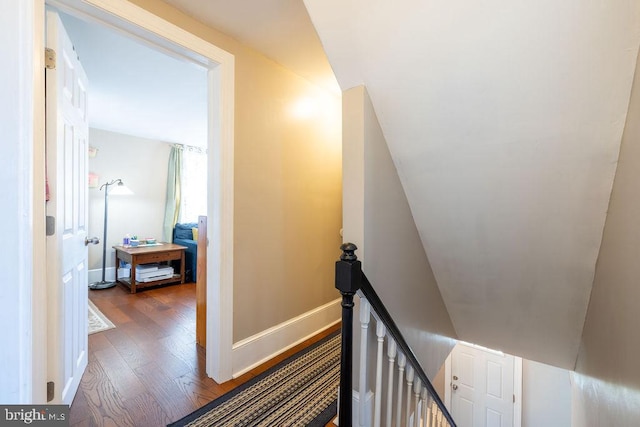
[88,299,115,335]
[168,331,340,427]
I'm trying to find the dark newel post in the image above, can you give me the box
[335,242,361,427]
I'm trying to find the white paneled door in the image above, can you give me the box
[451,343,515,427]
[45,9,91,405]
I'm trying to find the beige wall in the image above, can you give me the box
[570,373,640,427]
[343,86,457,382]
[88,128,171,271]
[127,0,342,342]
[571,50,640,425]
[522,360,571,427]
[432,363,446,400]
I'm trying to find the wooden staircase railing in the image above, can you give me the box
[336,243,456,427]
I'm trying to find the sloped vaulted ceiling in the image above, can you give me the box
[305,0,640,368]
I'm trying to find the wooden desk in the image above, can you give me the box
[113,243,187,293]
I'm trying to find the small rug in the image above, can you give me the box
[88,300,115,334]
[169,331,341,427]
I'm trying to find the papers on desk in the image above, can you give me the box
[136,264,174,282]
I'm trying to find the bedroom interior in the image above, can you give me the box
[66,8,215,419]
[55,10,208,404]
[56,11,208,287]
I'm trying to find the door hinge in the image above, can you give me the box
[47,381,54,402]
[45,48,56,70]
[46,216,55,236]
[513,394,515,403]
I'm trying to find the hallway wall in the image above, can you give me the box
[127,0,343,342]
[572,45,640,426]
[343,85,457,379]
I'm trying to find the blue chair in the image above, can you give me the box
[172,222,198,282]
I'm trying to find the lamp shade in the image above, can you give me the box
[109,181,133,195]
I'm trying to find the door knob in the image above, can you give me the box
[453,375,458,380]
[452,384,458,390]
[85,236,100,246]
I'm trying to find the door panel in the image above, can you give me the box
[458,397,474,427]
[487,408,502,427]
[46,9,90,405]
[486,361,503,398]
[459,352,475,388]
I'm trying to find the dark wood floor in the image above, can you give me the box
[71,282,340,426]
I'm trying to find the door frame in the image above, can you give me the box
[0,0,47,403]
[444,342,523,427]
[37,0,235,387]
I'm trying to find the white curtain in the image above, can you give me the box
[180,145,207,223]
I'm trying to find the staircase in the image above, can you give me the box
[336,243,456,427]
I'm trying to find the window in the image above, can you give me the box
[180,145,207,223]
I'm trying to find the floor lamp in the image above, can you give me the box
[89,178,133,290]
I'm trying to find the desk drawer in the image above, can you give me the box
[134,250,183,264]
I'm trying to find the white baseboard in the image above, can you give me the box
[231,298,341,377]
[353,389,374,426]
[88,267,115,284]
[334,389,373,426]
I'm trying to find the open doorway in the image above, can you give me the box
[54,9,208,288]
[44,0,235,403]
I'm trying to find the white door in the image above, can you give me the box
[450,343,515,427]
[45,10,90,405]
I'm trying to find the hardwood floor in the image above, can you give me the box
[71,282,340,426]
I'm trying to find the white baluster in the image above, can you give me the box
[373,320,386,427]
[431,401,438,427]
[405,365,414,427]
[413,378,421,427]
[436,407,443,427]
[421,389,429,427]
[425,396,432,427]
[359,298,370,427]
[396,352,406,427]
[385,340,397,427]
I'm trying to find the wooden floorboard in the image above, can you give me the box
[70,282,340,426]
[123,392,171,427]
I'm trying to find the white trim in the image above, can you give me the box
[231,298,341,377]
[43,0,235,382]
[444,344,523,427]
[0,0,39,403]
[333,389,374,426]
[457,340,507,357]
[88,267,115,283]
[444,350,452,410]
[88,266,134,283]
[207,60,235,382]
[514,356,523,427]
[351,389,373,427]
[23,0,39,404]
[32,0,48,404]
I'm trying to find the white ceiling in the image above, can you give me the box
[161,0,339,94]
[305,0,640,368]
[58,0,339,146]
[59,12,208,147]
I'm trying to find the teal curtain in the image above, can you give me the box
[163,145,183,242]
